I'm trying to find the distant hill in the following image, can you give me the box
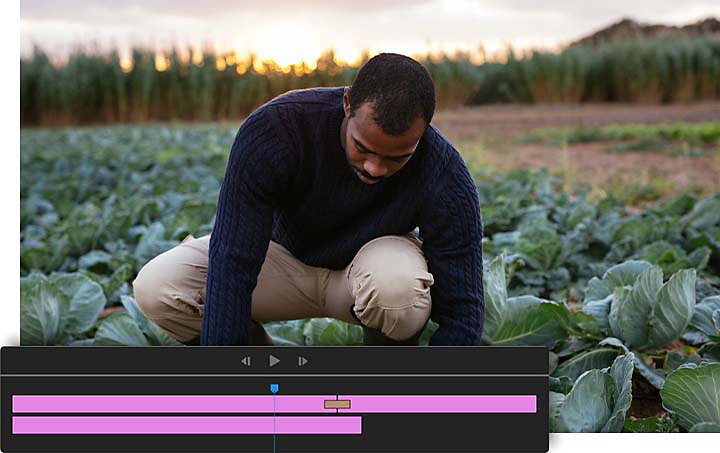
[570,17,720,47]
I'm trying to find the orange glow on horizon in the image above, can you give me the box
[119,56,133,73]
[154,55,170,72]
[117,42,516,75]
[191,51,203,66]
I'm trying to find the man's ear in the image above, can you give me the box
[343,87,351,116]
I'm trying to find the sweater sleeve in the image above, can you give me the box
[201,108,292,345]
[418,152,485,346]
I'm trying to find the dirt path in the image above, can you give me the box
[434,102,720,141]
[470,142,720,190]
[433,103,720,192]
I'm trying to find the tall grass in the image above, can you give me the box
[471,36,720,104]
[21,36,720,126]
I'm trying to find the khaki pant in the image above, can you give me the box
[132,232,434,344]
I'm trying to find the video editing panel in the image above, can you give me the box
[1,347,548,452]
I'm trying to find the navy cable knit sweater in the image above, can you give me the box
[201,87,484,346]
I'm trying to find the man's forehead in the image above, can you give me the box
[351,105,424,154]
[351,124,421,157]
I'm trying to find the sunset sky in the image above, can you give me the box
[21,0,720,66]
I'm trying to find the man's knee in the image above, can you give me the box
[132,258,204,344]
[350,260,433,341]
[132,259,173,321]
[132,236,208,321]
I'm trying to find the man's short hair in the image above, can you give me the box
[348,53,436,135]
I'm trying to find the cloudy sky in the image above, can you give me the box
[21,0,720,65]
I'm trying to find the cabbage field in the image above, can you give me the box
[19,124,720,432]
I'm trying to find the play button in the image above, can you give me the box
[269,355,280,367]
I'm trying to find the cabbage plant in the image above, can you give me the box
[689,295,720,362]
[582,261,696,351]
[20,272,106,345]
[660,362,720,432]
[481,255,566,347]
[550,353,634,432]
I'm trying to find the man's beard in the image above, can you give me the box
[346,155,384,183]
[352,165,384,182]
